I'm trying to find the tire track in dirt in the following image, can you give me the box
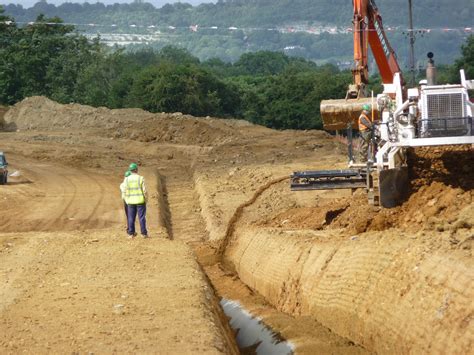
[0,164,38,229]
[82,171,106,228]
[0,156,122,233]
[43,172,77,231]
[0,163,72,232]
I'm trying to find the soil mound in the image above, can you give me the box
[3,96,155,130]
[0,105,8,128]
[108,116,244,146]
[408,145,474,191]
[327,181,471,234]
[266,145,473,234]
[4,96,253,146]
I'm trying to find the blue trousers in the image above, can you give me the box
[124,201,129,229]
[127,204,147,236]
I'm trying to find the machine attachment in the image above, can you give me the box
[290,166,410,208]
[290,169,367,191]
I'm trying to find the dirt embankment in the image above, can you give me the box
[224,225,472,354]
[0,230,238,354]
[3,96,251,146]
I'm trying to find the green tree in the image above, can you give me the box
[0,13,102,104]
[450,35,474,83]
[47,36,102,103]
[158,46,200,66]
[0,7,20,104]
[234,51,290,75]
[128,63,240,117]
[74,50,134,108]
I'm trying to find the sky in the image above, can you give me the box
[0,0,215,8]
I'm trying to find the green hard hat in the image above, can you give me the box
[362,104,371,111]
[124,170,132,177]
[129,162,138,171]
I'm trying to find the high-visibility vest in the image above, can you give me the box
[124,174,145,205]
[358,112,371,131]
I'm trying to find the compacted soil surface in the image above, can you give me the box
[0,96,472,353]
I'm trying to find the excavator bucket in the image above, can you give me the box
[320,98,377,131]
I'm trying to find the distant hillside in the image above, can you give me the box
[3,0,472,27]
[2,0,473,64]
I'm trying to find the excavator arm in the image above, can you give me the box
[366,0,403,86]
[321,0,404,129]
[350,0,370,98]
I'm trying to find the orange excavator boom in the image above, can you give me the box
[321,0,404,130]
[350,0,404,97]
[351,0,370,96]
[366,0,404,85]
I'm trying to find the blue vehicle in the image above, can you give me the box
[0,152,8,185]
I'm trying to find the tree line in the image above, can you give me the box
[5,0,472,28]
[0,9,472,130]
[2,0,472,65]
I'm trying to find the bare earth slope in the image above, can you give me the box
[1,96,472,353]
[0,230,236,354]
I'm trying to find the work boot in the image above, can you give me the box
[142,234,149,239]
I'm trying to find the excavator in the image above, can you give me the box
[291,0,474,207]
[319,0,404,130]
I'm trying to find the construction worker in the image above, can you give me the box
[124,163,148,238]
[120,170,132,230]
[358,104,373,162]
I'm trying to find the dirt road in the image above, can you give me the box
[1,157,123,232]
[0,155,237,354]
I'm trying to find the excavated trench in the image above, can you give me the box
[201,146,473,354]
[154,146,472,353]
[221,299,294,354]
[156,168,299,354]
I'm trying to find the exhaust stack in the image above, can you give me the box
[426,52,437,86]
